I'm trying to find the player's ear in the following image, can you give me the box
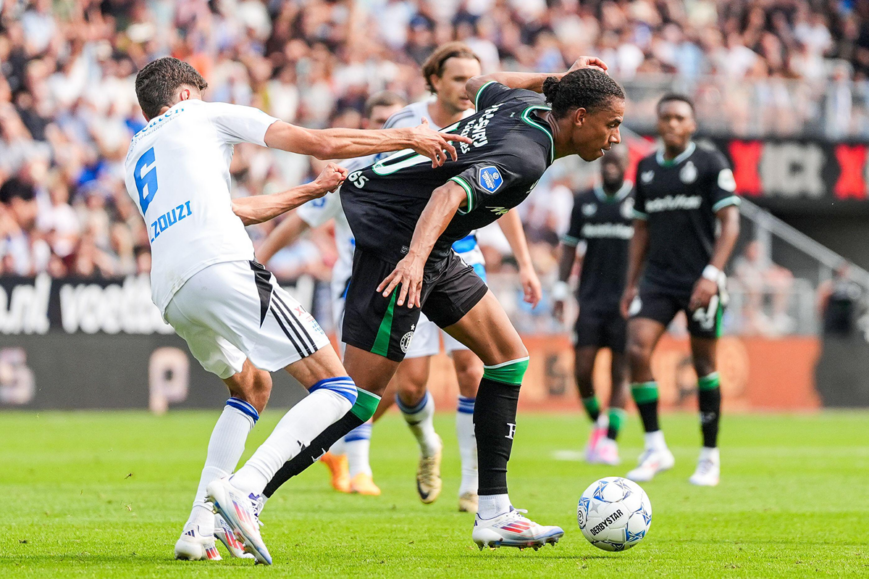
[178,87,191,102]
[573,107,587,127]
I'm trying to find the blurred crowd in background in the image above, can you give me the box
[0,0,865,336]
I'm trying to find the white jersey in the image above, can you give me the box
[381,100,484,268]
[123,100,278,313]
[297,155,374,307]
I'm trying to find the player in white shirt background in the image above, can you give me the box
[257,43,542,514]
[123,57,471,564]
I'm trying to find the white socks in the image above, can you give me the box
[397,391,440,457]
[644,430,667,450]
[478,493,512,520]
[230,378,356,494]
[185,399,258,535]
[456,396,477,495]
[345,422,373,478]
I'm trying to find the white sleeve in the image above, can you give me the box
[296,191,342,228]
[206,102,279,146]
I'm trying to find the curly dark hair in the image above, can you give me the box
[542,68,625,119]
[135,57,208,119]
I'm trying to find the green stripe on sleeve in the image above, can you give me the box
[370,292,397,357]
[632,209,649,220]
[560,235,580,247]
[451,176,475,215]
[712,196,741,212]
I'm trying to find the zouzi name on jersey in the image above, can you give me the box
[340,81,554,265]
[633,142,739,292]
[562,182,634,312]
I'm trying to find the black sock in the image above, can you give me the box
[475,376,521,496]
[631,381,659,433]
[263,410,363,498]
[698,373,721,448]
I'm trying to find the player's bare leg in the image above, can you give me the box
[594,350,629,465]
[689,336,721,486]
[395,356,443,503]
[444,291,564,550]
[625,318,674,482]
[574,346,607,462]
[208,346,359,565]
[175,360,272,561]
[452,348,483,512]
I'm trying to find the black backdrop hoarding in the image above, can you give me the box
[632,135,869,215]
[0,275,311,410]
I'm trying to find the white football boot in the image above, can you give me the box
[174,524,221,561]
[689,447,720,486]
[584,421,607,463]
[206,477,272,565]
[472,508,564,550]
[416,436,443,504]
[626,446,675,482]
[591,437,621,466]
[214,513,255,559]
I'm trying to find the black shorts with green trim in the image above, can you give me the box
[630,282,725,340]
[342,249,489,362]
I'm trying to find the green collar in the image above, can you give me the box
[594,181,633,203]
[656,141,696,167]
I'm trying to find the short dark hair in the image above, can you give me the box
[421,42,480,93]
[135,57,208,119]
[542,68,625,119]
[657,93,695,115]
[363,91,406,119]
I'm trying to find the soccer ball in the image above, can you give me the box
[577,477,652,551]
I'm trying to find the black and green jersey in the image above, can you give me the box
[562,183,634,312]
[340,82,554,264]
[634,142,740,292]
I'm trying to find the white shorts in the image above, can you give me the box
[404,313,469,359]
[165,260,329,379]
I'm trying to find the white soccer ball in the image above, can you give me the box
[577,477,652,551]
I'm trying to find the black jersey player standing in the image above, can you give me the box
[259,59,626,550]
[619,94,740,486]
[553,146,632,467]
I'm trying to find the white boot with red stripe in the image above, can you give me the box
[472,507,564,550]
[206,477,272,565]
[214,513,255,559]
[174,523,222,561]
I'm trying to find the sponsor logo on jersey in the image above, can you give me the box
[581,223,634,239]
[582,203,597,216]
[487,206,509,216]
[645,194,702,213]
[680,161,698,183]
[641,170,654,184]
[479,166,503,193]
[459,104,502,153]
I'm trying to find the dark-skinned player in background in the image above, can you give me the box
[553,145,632,466]
[258,58,626,551]
[620,94,740,487]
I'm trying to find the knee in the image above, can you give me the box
[454,357,483,394]
[397,372,427,406]
[693,358,716,379]
[626,339,652,372]
[229,368,272,414]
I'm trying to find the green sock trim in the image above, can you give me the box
[581,396,600,418]
[370,292,397,357]
[608,408,627,433]
[631,381,659,405]
[349,390,381,421]
[698,372,721,391]
[483,357,529,385]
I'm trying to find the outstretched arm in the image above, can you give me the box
[466,56,608,103]
[264,118,473,168]
[232,164,346,226]
[497,209,541,307]
[377,181,467,309]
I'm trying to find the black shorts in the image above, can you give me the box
[630,282,724,339]
[342,250,489,362]
[574,307,627,353]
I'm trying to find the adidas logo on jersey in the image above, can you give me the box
[645,194,702,213]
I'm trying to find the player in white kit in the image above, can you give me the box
[124,57,471,565]
[257,45,541,513]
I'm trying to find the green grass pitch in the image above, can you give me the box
[2,410,868,577]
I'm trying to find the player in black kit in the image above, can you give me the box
[553,146,632,467]
[261,59,626,550]
[619,94,740,486]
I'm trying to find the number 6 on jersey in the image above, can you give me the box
[135,147,159,215]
